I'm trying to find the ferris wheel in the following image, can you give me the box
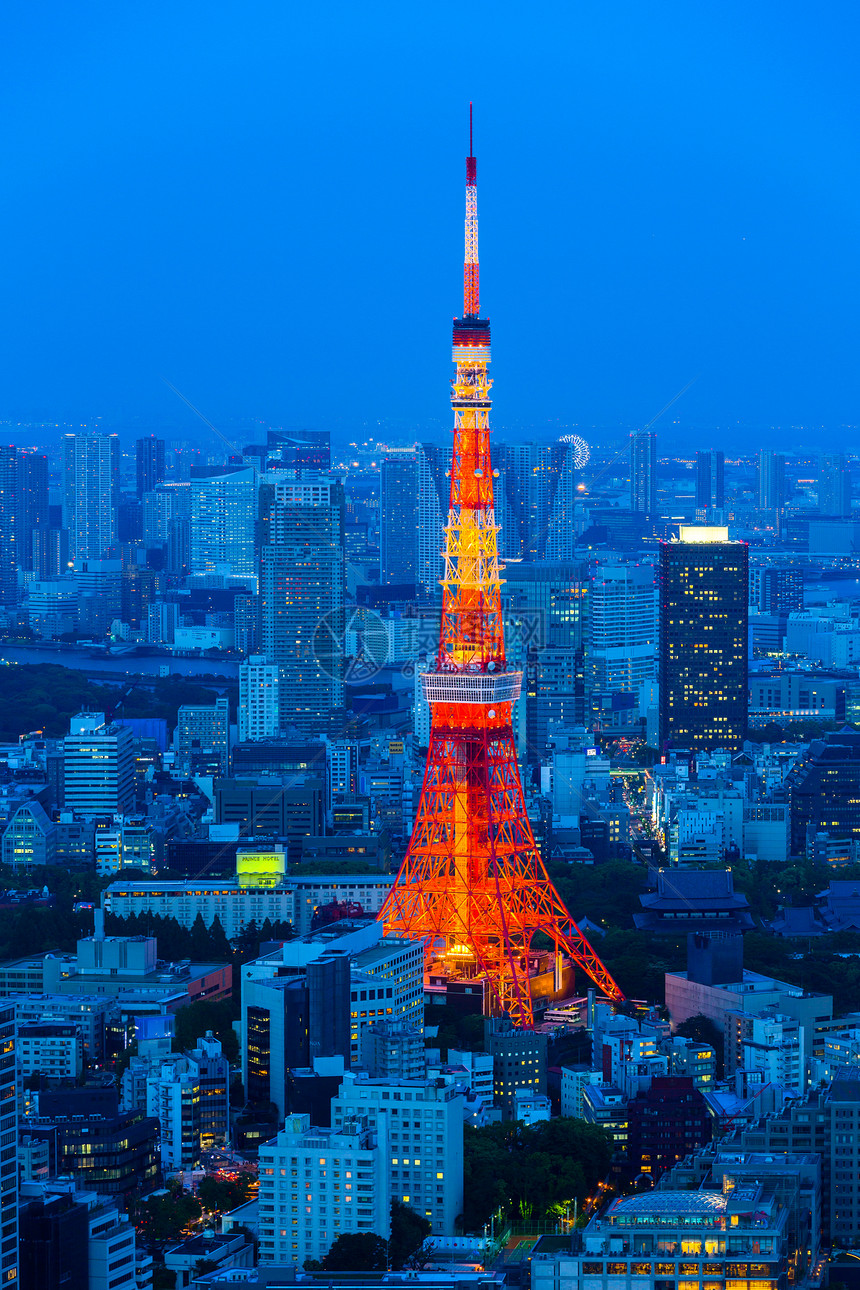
[560,433,590,468]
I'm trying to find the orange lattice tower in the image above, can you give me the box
[380,109,624,1025]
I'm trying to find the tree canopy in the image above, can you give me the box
[462,1118,613,1233]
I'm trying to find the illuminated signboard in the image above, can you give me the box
[236,848,286,889]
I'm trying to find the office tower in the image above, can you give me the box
[381,123,622,1022]
[0,446,17,607]
[258,1112,389,1268]
[492,441,578,562]
[259,476,346,737]
[190,466,257,585]
[63,713,135,815]
[238,656,282,741]
[631,430,657,516]
[332,1072,464,1234]
[244,952,352,1115]
[626,1076,711,1182]
[819,453,851,517]
[380,450,418,584]
[16,447,48,571]
[544,436,578,560]
[415,441,448,597]
[326,740,358,815]
[787,728,860,854]
[166,514,191,577]
[233,592,259,655]
[74,559,123,636]
[32,526,69,580]
[0,1003,17,1285]
[266,428,331,473]
[174,697,230,776]
[659,526,749,752]
[758,449,786,510]
[589,563,658,692]
[135,435,165,499]
[759,565,803,614]
[121,565,161,631]
[696,449,725,510]
[141,488,174,545]
[63,434,120,561]
[33,1088,158,1203]
[486,1018,547,1119]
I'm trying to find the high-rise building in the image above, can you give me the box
[589,563,658,693]
[695,449,724,510]
[63,713,135,815]
[759,565,804,614]
[0,446,17,607]
[758,450,786,511]
[494,440,579,561]
[190,467,257,586]
[63,434,120,561]
[238,656,282,742]
[659,526,749,752]
[819,453,851,517]
[380,450,418,585]
[174,696,230,776]
[135,436,165,499]
[415,442,448,598]
[16,447,48,572]
[259,476,345,737]
[631,431,657,516]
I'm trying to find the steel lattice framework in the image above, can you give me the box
[380,109,624,1025]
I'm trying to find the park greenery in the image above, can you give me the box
[0,662,221,741]
[462,1118,613,1232]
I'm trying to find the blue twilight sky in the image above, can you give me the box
[1,2,858,450]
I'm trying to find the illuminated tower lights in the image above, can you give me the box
[381,109,623,1025]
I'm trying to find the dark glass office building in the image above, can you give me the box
[659,528,748,752]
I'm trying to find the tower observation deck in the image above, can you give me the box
[380,109,623,1025]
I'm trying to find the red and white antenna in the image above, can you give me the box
[464,102,479,317]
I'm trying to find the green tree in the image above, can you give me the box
[389,1202,431,1271]
[132,1183,202,1244]
[322,1231,389,1271]
[172,999,239,1064]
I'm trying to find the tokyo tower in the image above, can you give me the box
[380,110,624,1026]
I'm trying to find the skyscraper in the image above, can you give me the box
[758,450,786,511]
[415,441,448,598]
[695,449,725,510]
[16,447,48,572]
[380,450,418,585]
[63,434,120,561]
[190,467,257,586]
[135,436,165,499]
[495,440,578,560]
[818,453,851,517]
[259,476,345,737]
[659,526,748,752]
[0,446,17,607]
[631,431,657,516]
[589,563,658,693]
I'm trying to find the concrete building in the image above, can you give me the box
[239,656,282,742]
[1,800,57,869]
[589,563,657,695]
[63,714,135,816]
[0,1003,17,1285]
[360,1021,425,1081]
[258,1112,390,1268]
[19,1022,82,1080]
[63,433,120,562]
[190,467,257,586]
[486,1019,547,1119]
[174,696,230,777]
[102,877,296,940]
[332,1070,464,1235]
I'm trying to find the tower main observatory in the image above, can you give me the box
[380,110,623,1026]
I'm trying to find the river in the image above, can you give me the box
[0,644,240,683]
